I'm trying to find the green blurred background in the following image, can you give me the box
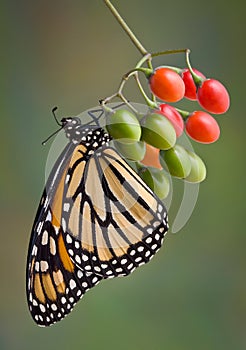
[1,0,245,349]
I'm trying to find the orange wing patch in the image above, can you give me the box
[34,274,46,304]
[42,273,57,301]
[58,232,74,273]
[67,144,86,198]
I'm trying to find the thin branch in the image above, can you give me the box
[103,0,148,56]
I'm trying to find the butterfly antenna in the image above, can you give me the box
[52,106,62,126]
[42,126,63,145]
[42,107,63,145]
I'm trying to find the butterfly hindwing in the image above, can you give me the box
[61,144,168,278]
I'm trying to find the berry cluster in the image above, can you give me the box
[102,50,230,200]
[149,65,229,143]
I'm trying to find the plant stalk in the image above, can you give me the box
[103,0,148,56]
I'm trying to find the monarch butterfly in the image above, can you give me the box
[26,108,169,326]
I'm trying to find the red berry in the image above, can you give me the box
[182,68,206,100]
[185,111,220,144]
[197,79,230,114]
[159,103,184,137]
[149,67,185,102]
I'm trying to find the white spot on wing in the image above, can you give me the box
[75,255,81,264]
[65,174,70,184]
[44,196,49,208]
[69,279,76,290]
[145,251,151,257]
[37,222,43,235]
[75,241,80,249]
[40,261,49,272]
[41,231,48,245]
[50,237,56,255]
[68,249,74,256]
[46,211,52,222]
[35,262,39,272]
[92,276,98,283]
[153,221,160,228]
[51,304,57,311]
[62,218,67,232]
[63,203,70,212]
[77,270,83,279]
[66,234,72,244]
[39,304,46,313]
[137,246,144,252]
[32,245,38,256]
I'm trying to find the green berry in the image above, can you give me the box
[139,167,170,199]
[106,109,141,143]
[185,151,206,183]
[141,112,176,150]
[114,140,146,161]
[160,145,191,178]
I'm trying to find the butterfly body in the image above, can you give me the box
[27,117,168,326]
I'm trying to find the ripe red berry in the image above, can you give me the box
[197,79,230,114]
[159,103,184,137]
[149,67,185,102]
[182,68,206,100]
[185,111,220,144]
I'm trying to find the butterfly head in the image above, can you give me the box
[60,117,111,147]
[61,117,81,129]
[61,117,83,143]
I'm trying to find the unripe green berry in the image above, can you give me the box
[185,151,206,183]
[139,167,170,199]
[106,109,141,144]
[141,112,176,150]
[160,145,191,178]
[114,140,146,161]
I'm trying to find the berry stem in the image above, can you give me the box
[151,48,188,57]
[119,68,157,108]
[175,107,190,121]
[101,65,157,110]
[185,49,203,86]
[124,67,153,78]
[134,74,157,108]
[135,53,152,68]
[103,0,148,56]
[156,65,183,74]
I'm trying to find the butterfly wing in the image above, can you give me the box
[26,142,102,327]
[61,144,168,278]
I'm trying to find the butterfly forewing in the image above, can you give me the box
[27,118,168,327]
